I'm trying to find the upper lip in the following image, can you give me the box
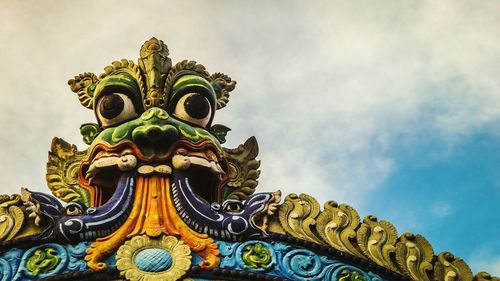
[79,140,227,201]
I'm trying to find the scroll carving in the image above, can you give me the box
[474,272,500,281]
[434,252,473,281]
[0,194,41,242]
[278,193,322,243]
[46,138,89,205]
[100,59,146,96]
[316,201,365,258]
[210,72,236,109]
[222,136,261,200]
[395,233,434,281]
[164,60,210,95]
[357,215,398,272]
[67,72,98,110]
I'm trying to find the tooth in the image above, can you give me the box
[172,155,191,170]
[94,156,121,168]
[137,165,155,175]
[187,156,210,168]
[155,165,172,175]
[118,154,137,171]
[213,162,225,175]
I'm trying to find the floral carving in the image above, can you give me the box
[116,235,191,281]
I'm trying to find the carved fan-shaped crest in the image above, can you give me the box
[222,136,261,200]
[46,137,90,206]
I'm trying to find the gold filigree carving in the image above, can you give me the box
[357,215,398,272]
[395,233,434,281]
[210,72,236,109]
[278,193,322,243]
[316,201,365,258]
[0,194,41,241]
[46,137,90,205]
[222,136,261,200]
[434,252,473,281]
[139,38,171,109]
[67,72,99,109]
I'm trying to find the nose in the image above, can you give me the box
[131,108,179,153]
[139,107,170,121]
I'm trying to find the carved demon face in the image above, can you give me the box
[79,73,228,206]
[71,39,234,207]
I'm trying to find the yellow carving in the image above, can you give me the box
[46,137,88,203]
[474,272,500,281]
[278,193,322,243]
[85,175,219,271]
[316,200,365,258]
[67,72,98,109]
[223,136,261,201]
[0,194,41,242]
[356,215,398,272]
[395,233,434,281]
[116,235,191,281]
[434,252,473,281]
[269,191,499,281]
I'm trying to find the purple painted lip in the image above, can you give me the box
[171,170,280,241]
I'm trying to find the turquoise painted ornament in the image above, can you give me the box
[218,240,384,281]
[134,248,173,272]
[0,242,90,281]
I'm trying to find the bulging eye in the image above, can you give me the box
[96,93,137,128]
[173,93,212,128]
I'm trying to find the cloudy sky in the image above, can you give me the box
[1,0,499,276]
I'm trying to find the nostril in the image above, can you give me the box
[147,127,162,140]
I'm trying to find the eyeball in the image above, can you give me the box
[64,202,86,216]
[96,93,137,128]
[173,93,212,128]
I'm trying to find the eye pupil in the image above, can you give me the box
[184,94,210,119]
[100,94,124,119]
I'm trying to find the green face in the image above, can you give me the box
[86,71,222,157]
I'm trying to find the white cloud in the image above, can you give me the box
[431,202,452,218]
[469,248,500,276]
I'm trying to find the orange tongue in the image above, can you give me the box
[85,174,220,271]
[131,175,172,237]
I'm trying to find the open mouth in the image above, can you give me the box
[79,140,228,207]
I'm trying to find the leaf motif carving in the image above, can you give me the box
[46,137,89,205]
[278,193,322,243]
[0,194,41,241]
[164,60,210,96]
[222,136,261,200]
[395,233,434,281]
[67,72,98,110]
[434,252,473,281]
[316,201,365,258]
[210,72,236,109]
[100,59,146,97]
[357,215,398,271]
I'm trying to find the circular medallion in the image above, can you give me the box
[134,248,173,272]
[116,235,191,281]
